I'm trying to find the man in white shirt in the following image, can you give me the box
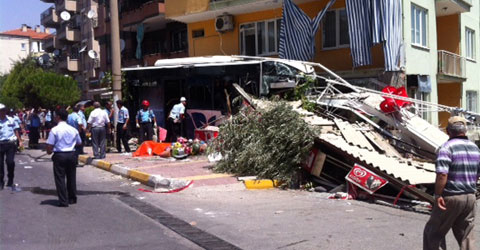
[167,97,187,142]
[87,102,110,159]
[46,109,82,207]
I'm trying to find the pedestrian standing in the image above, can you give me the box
[423,116,480,250]
[45,109,52,138]
[105,101,114,150]
[87,102,110,159]
[67,106,85,164]
[77,104,87,154]
[46,108,81,207]
[167,97,187,142]
[0,104,22,190]
[39,108,46,139]
[8,109,22,151]
[115,100,130,153]
[27,108,41,149]
[136,100,156,144]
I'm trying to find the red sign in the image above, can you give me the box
[345,164,388,194]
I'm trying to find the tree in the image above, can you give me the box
[1,57,80,108]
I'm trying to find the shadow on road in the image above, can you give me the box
[22,187,128,197]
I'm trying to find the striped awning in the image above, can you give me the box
[279,0,336,61]
[346,0,403,71]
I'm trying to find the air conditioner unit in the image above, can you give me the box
[215,15,234,33]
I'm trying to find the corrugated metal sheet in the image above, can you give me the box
[319,133,435,185]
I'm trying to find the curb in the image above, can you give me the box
[243,179,281,190]
[77,155,189,190]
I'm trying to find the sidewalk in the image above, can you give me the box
[79,145,239,190]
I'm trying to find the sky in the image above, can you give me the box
[0,0,52,32]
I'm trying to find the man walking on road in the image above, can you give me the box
[424,116,480,250]
[87,102,110,159]
[46,109,82,207]
[115,100,130,153]
[0,104,22,190]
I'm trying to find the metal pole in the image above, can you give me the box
[110,0,121,127]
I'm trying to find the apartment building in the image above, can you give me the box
[165,0,479,127]
[0,24,52,74]
[40,0,101,98]
[94,0,188,80]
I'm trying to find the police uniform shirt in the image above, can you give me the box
[12,115,21,128]
[47,121,81,152]
[87,108,110,128]
[118,107,129,124]
[137,109,155,123]
[0,116,19,141]
[67,112,83,130]
[169,103,185,120]
[78,111,87,127]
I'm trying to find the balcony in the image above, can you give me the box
[437,50,466,81]
[43,36,62,52]
[41,7,59,27]
[435,0,471,16]
[56,0,78,13]
[57,25,80,42]
[121,0,165,27]
[59,56,79,72]
[143,50,188,66]
[166,0,316,23]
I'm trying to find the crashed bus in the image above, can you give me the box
[122,55,315,138]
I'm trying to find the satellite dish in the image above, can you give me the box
[60,11,71,21]
[88,50,98,59]
[87,9,97,19]
[120,39,125,52]
[53,49,60,56]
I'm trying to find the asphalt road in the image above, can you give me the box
[0,151,215,250]
[2,149,480,250]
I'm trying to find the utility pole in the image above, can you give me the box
[110,0,121,127]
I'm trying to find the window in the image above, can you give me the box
[171,29,187,52]
[239,19,281,56]
[21,43,26,51]
[411,4,428,47]
[466,28,475,60]
[466,91,478,112]
[192,29,204,38]
[322,9,349,49]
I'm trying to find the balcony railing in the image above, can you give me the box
[57,25,81,42]
[43,36,61,52]
[41,7,58,27]
[57,0,78,13]
[59,56,79,72]
[438,50,466,79]
[120,0,164,14]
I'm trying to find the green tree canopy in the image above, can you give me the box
[0,57,80,109]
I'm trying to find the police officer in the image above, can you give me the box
[136,100,156,144]
[0,104,22,190]
[46,108,82,207]
[116,100,130,153]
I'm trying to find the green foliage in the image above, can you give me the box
[209,101,316,182]
[284,76,317,112]
[84,106,94,120]
[100,71,132,103]
[1,57,80,109]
